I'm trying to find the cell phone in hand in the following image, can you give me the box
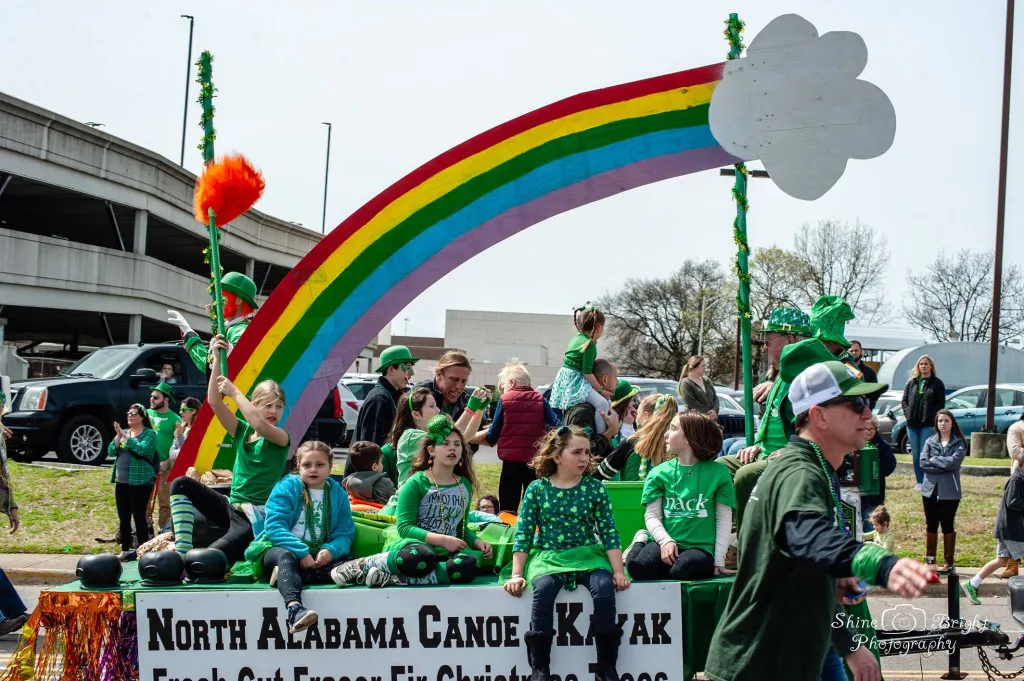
[846,579,869,600]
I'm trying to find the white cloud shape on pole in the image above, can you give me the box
[709,14,896,201]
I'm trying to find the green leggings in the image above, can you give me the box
[718,455,769,530]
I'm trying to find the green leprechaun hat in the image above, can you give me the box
[611,379,639,408]
[221,272,259,310]
[761,307,812,336]
[376,345,419,373]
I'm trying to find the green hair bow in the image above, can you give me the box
[427,414,455,444]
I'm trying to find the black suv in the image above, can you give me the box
[5,343,347,465]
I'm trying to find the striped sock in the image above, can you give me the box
[170,494,195,557]
[364,553,390,573]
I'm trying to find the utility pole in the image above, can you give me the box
[321,122,333,234]
[179,15,195,167]
[986,0,1015,432]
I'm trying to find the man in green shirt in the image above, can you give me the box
[167,272,260,372]
[147,382,182,528]
[718,307,812,527]
[705,355,932,681]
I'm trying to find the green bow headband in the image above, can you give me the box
[427,414,455,444]
[573,302,599,314]
[655,397,666,410]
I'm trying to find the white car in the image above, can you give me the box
[336,381,363,441]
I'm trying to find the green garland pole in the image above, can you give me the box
[197,50,229,371]
[725,14,755,445]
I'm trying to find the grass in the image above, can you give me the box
[0,462,507,556]
[895,453,1010,468]
[2,461,1008,567]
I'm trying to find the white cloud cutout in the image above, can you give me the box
[708,14,896,201]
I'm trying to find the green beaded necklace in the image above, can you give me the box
[301,482,332,554]
[808,441,846,535]
[672,458,702,492]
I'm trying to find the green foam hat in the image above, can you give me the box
[427,414,455,444]
[762,307,811,336]
[153,382,175,399]
[376,345,419,373]
[779,339,841,383]
[221,272,259,310]
[610,380,639,408]
[810,295,855,348]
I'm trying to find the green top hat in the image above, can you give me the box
[221,272,259,310]
[762,307,811,336]
[153,382,175,399]
[376,345,419,373]
[610,379,639,408]
[810,295,855,348]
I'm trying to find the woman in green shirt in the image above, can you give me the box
[503,425,629,681]
[109,403,160,561]
[168,335,290,565]
[625,411,736,581]
[333,415,493,587]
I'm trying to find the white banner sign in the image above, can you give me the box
[137,582,683,681]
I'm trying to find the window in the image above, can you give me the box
[344,381,375,401]
[947,389,983,410]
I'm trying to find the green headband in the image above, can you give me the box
[408,393,415,413]
[427,414,455,444]
[655,397,666,410]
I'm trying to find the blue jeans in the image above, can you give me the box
[530,569,615,634]
[821,647,847,681]
[0,568,26,620]
[907,426,932,484]
[720,438,746,457]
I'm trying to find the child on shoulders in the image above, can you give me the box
[549,304,612,434]
[332,415,492,587]
[248,441,355,634]
[503,425,629,681]
[625,411,736,581]
[342,441,396,505]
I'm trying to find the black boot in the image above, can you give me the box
[594,630,622,681]
[524,630,554,681]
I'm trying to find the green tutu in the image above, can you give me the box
[499,544,611,591]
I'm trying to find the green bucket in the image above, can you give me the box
[602,481,645,546]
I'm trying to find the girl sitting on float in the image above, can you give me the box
[246,440,355,634]
[548,304,612,434]
[503,425,629,681]
[632,395,679,481]
[168,335,290,565]
[332,415,492,587]
[625,411,736,581]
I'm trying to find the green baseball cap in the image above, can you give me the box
[610,379,639,408]
[762,307,811,336]
[376,345,419,373]
[153,382,175,399]
[221,272,259,310]
[789,360,888,417]
[810,295,855,348]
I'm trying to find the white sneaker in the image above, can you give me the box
[366,566,407,588]
[331,558,367,586]
[623,529,649,564]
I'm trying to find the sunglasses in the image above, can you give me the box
[127,410,141,417]
[180,407,195,414]
[821,395,871,414]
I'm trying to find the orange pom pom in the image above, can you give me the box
[193,154,265,226]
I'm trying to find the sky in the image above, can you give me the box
[1,1,1020,338]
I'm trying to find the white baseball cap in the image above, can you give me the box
[790,361,887,417]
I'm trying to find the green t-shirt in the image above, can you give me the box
[640,459,736,556]
[228,419,289,506]
[395,471,477,545]
[705,441,837,681]
[147,409,182,463]
[562,332,598,373]
[754,378,793,458]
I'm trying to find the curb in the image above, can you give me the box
[5,569,77,586]
[895,461,1009,477]
[872,578,1006,599]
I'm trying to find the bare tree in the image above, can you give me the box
[791,219,893,323]
[905,249,1024,342]
[749,246,804,324]
[598,260,735,380]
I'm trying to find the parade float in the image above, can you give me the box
[13,12,1008,681]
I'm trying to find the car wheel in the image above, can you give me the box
[57,415,109,465]
[899,432,909,455]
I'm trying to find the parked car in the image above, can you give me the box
[890,383,1024,454]
[336,381,362,443]
[872,390,904,446]
[5,342,348,464]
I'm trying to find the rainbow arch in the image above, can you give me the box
[171,60,739,476]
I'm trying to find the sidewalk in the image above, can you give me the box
[0,554,1016,597]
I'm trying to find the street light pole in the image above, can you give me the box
[179,15,194,167]
[321,122,332,234]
